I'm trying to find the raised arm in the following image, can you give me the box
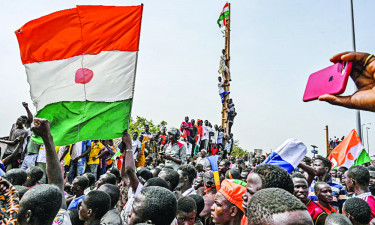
[298,162,317,188]
[22,102,33,123]
[31,118,66,209]
[120,132,139,191]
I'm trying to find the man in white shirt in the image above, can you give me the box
[218,76,230,104]
[131,131,141,161]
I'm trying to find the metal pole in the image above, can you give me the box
[350,0,362,140]
[367,127,370,155]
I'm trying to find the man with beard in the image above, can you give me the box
[211,179,245,225]
[292,173,327,225]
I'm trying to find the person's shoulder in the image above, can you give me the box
[53,209,72,225]
[176,142,184,148]
[329,181,344,190]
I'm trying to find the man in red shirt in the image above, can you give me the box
[314,182,337,215]
[292,173,327,225]
[344,165,375,223]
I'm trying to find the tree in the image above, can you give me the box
[230,140,248,157]
[128,116,167,135]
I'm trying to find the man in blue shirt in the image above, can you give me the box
[67,176,89,210]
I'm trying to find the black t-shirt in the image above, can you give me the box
[190,126,198,138]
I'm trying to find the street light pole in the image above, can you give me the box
[367,127,370,156]
[311,145,318,158]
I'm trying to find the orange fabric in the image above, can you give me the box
[160,135,166,145]
[219,179,246,212]
[240,215,248,225]
[328,129,361,167]
[16,5,143,64]
[196,125,203,138]
[180,129,187,139]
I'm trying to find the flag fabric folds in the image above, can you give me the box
[329,129,371,168]
[15,5,143,146]
[261,139,307,174]
[217,3,229,28]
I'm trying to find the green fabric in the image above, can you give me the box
[112,152,122,160]
[193,144,199,157]
[217,11,229,28]
[32,100,132,146]
[354,149,371,166]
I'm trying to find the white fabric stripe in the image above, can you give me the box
[25,51,136,111]
[275,138,307,168]
[340,143,363,168]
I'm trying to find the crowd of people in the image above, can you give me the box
[0,51,374,225]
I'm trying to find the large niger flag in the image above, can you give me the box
[15,5,143,146]
[328,129,371,168]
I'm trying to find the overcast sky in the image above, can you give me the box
[1,0,375,157]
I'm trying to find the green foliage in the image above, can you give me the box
[230,140,248,157]
[128,116,167,134]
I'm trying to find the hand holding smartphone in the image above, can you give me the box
[303,61,352,102]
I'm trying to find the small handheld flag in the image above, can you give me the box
[261,139,307,174]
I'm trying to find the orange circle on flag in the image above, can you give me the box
[348,152,354,160]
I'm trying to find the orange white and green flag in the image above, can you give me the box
[217,3,229,28]
[328,129,371,168]
[15,5,143,146]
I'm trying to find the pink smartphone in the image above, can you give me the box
[303,61,352,102]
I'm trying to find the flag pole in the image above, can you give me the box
[350,0,362,141]
[221,3,231,135]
